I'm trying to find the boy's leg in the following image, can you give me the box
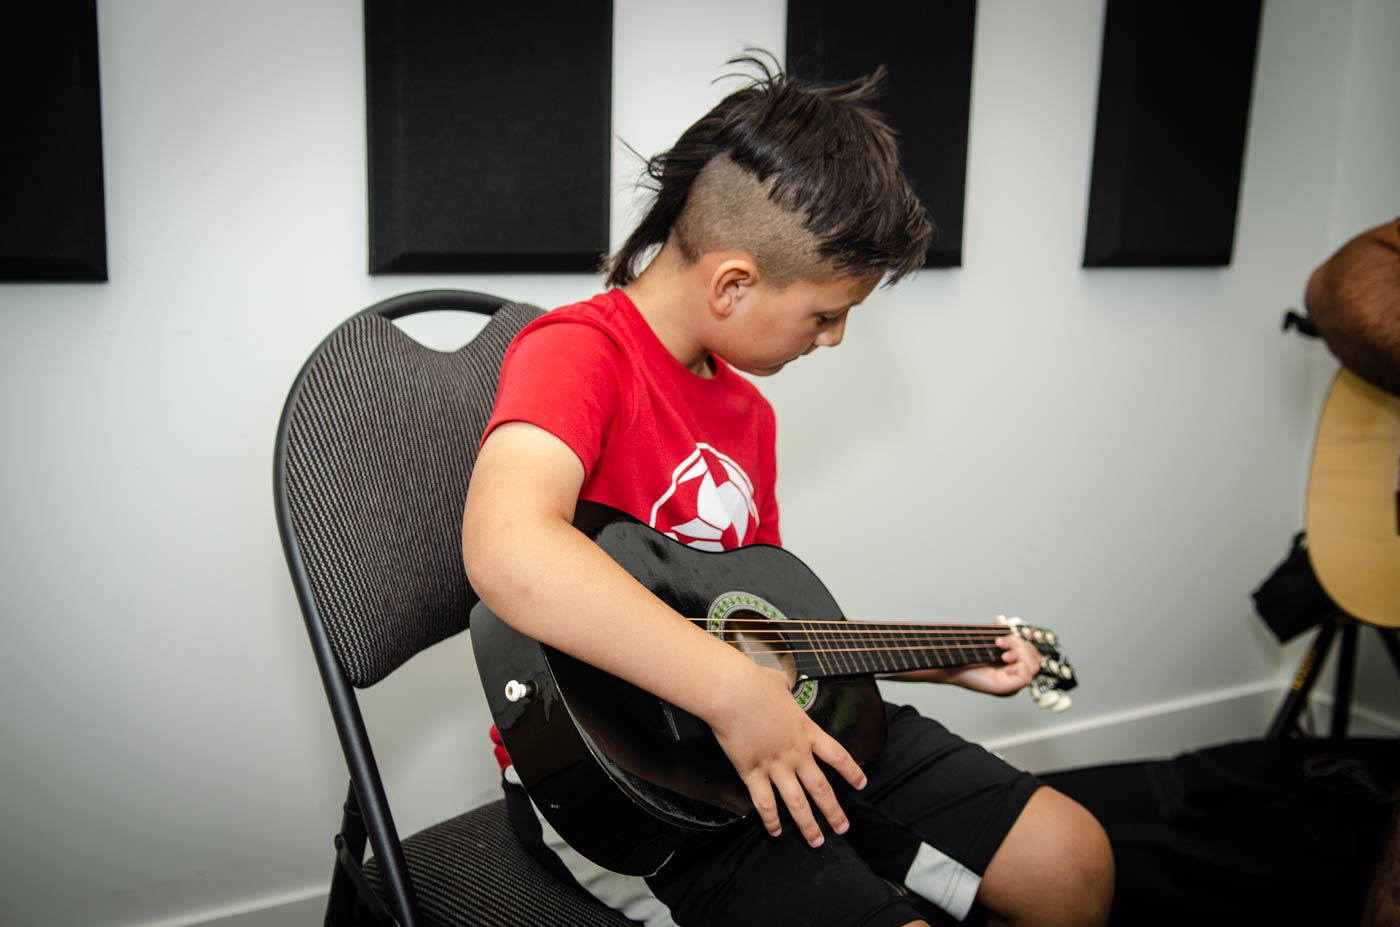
[645,802,941,927]
[975,787,1114,927]
[840,704,1111,927]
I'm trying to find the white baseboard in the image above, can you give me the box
[985,679,1400,774]
[177,682,1398,927]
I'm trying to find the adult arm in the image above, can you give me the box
[1305,219,1400,397]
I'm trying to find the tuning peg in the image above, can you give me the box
[1029,686,1073,712]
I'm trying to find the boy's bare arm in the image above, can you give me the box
[463,421,867,847]
[885,636,1041,694]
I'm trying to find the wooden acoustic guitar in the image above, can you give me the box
[1305,367,1400,627]
[470,502,1077,875]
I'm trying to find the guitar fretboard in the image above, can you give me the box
[706,618,1005,679]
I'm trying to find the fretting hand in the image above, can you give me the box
[936,632,1042,696]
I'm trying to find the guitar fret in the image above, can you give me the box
[879,623,902,675]
[895,630,911,669]
[818,621,844,675]
[805,621,827,679]
[951,627,969,668]
[886,624,909,673]
[844,623,863,675]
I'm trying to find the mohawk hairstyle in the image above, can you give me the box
[604,52,933,289]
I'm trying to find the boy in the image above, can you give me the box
[463,57,1113,927]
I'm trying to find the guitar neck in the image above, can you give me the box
[802,622,1005,679]
[712,618,1006,680]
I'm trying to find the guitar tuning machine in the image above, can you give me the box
[1030,684,1073,712]
[504,679,535,703]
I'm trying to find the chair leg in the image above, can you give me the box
[325,782,367,926]
[325,781,400,927]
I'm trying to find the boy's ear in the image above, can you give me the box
[709,257,759,318]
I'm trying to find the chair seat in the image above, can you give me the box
[363,799,640,927]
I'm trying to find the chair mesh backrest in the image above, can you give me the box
[280,300,541,687]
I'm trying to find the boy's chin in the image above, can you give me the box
[735,360,788,377]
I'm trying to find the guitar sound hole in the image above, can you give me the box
[720,608,800,693]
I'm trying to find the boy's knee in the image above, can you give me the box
[1066,807,1115,926]
[981,787,1114,927]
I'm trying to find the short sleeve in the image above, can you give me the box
[484,319,627,479]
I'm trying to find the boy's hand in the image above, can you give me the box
[705,662,867,847]
[936,634,1042,696]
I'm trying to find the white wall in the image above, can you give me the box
[0,1,1394,925]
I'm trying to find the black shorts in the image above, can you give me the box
[504,702,1041,927]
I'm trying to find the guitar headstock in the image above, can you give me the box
[997,615,1077,711]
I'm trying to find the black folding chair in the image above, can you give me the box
[273,290,638,926]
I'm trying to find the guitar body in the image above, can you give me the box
[1306,368,1400,627]
[470,501,886,875]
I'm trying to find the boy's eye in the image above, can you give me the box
[817,314,841,325]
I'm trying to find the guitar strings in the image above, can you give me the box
[683,619,1032,644]
[687,616,1010,627]
[675,618,1064,667]
[709,644,1006,658]
[684,617,1028,634]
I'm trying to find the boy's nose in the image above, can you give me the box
[815,318,846,348]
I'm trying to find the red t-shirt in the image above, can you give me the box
[484,288,781,549]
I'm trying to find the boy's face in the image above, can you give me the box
[717,274,880,377]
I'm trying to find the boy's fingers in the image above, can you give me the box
[773,773,823,847]
[745,776,782,837]
[813,736,868,791]
[797,762,849,837]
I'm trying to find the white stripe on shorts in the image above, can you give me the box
[903,840,982,921]
[505,766,680,927]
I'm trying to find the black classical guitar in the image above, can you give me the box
[470,502,1077,875]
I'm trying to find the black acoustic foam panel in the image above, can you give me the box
[787,0,976,268]
[365,1,612,274]
[1083,0,1262,267]
[0,1,108,282]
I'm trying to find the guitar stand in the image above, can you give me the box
[1267,610,1400,739]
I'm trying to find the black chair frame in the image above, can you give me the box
[275,290,522,927]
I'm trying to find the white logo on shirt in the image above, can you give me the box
[649,444,759,552]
